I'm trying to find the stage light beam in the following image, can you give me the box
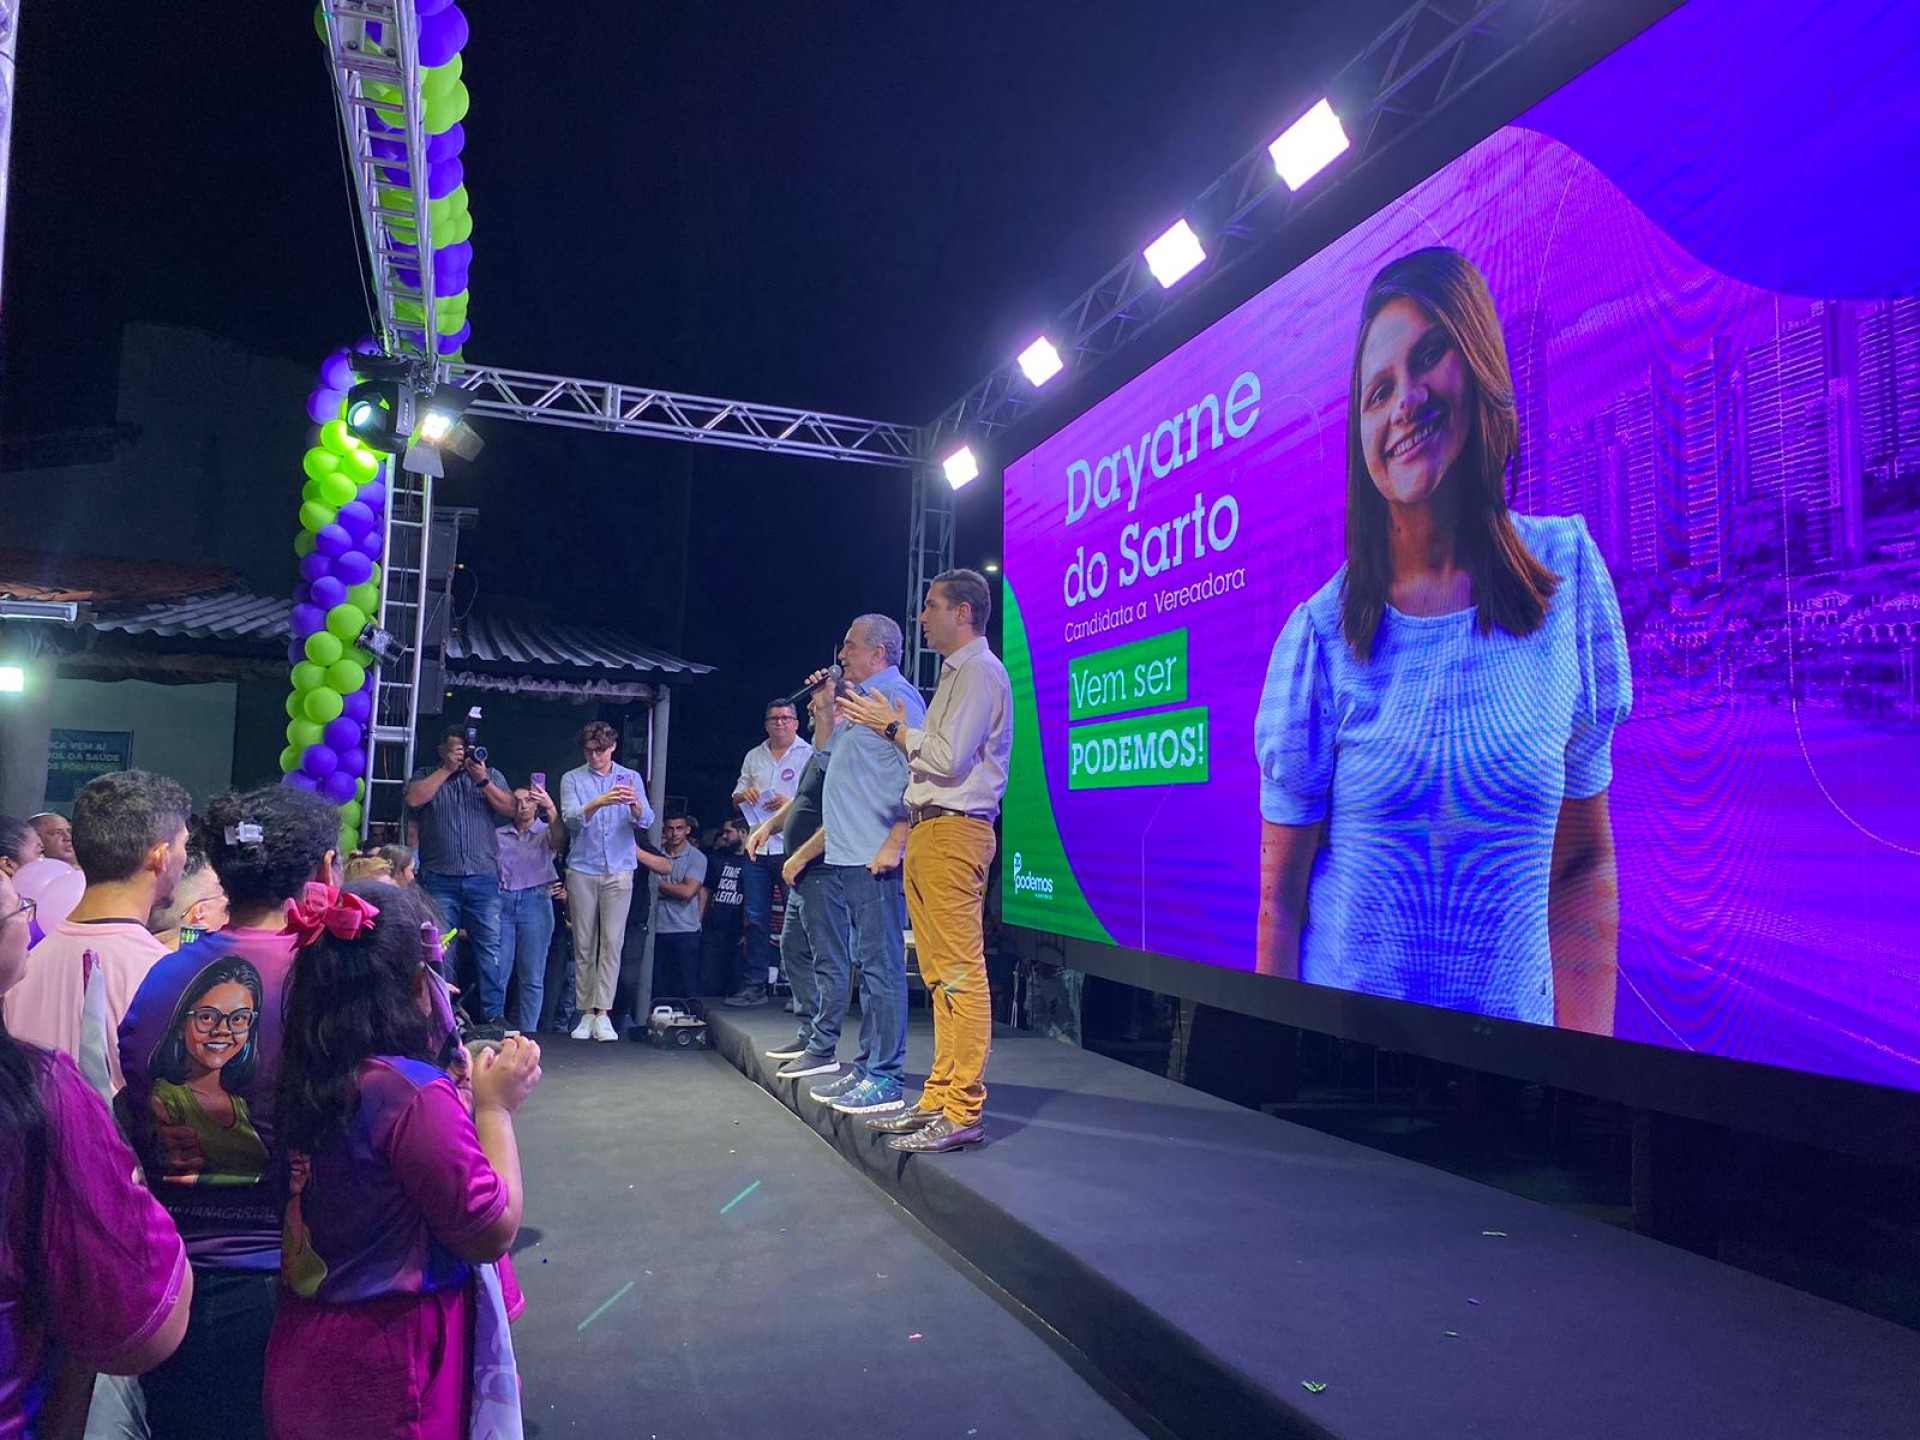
[0,666,23,694]
[942,447,980,490]
[1144,220,1206,288]
[1268,99,1349,190]
[1018,337,1064,387]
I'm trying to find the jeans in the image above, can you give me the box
[142,1268,277,1440]
[742,853,778,989]
[800,865,855,1061]
[781,873,823,1043]
[501,885,556,1034]
[842,864,909,1083]
[567,869,634,1013]
[419,871,505,1022]
[653,931,702,1001]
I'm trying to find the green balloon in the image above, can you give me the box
[319,419,359,454]
[326,603,368,642]
[327,659,368,694]
[302,447,342,482]
[294,530,318,558]
[446,210,473,245]
[301,478,324,505]
[304,631,345,667]
[299,500,336,534]
[422,56,462,100]
[291,661,325,691]
[356,779,366,801]
[343,447,381,481]
[303,686,345,725]
[287,717,323,750]
[346,582,380,614]
[321,473,359,508]
[280,745,302,775]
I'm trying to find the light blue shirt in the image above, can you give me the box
[1254,514,1630,1025]
[822,665,927,867]
[560,763,656,876]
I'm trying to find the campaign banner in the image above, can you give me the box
[1000,0,1920,1093]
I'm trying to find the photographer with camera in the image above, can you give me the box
[405,725,515,1035]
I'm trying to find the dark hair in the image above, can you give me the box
[71,771,193,885]
[276,881,440,1154]
[664,810,690,827]
[199,786,339,909]
[577,720,618,750]
[373,844,414,876]
[0,816,32,865]
[764,698,797,719]
[150,957,264,1088]
[441,725,467,742]
[1340,246,1560,661]
[932,568,993,630]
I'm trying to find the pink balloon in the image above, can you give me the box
[33,866,86,931]
[11,857,72,902]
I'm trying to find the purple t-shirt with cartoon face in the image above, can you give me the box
[117,928,300,1271]
[283,1057,506,1306]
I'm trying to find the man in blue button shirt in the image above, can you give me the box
[560,720,655,1042]
[803,613,927,1117]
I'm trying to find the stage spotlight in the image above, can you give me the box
[357,622,406,666]
[942,447,981,490]
[983,561,1001,575]
[345,379,410,450]
[1268,99,1349,190]
[1017,337,1064,387]
[0,666,23,694]
[402,384,484,476]
[1144,220,1205,288]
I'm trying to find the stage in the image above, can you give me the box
[702,1004,1920,1440]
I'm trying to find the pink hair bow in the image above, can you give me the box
[285,882,381,947]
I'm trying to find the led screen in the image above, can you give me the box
[1001,0,1920,1092]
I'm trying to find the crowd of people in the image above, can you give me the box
[0,566,1011,1437]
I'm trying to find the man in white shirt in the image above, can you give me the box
[3,769,190,1096]
[728,698,811,1006]
[838,569,1011,1153]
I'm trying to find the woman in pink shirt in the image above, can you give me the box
[0,866,193,1437]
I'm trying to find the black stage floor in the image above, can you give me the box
[705,1004,1920,1440]
[509,1037,1150,1439]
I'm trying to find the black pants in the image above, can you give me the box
[143,1268,277,1440]
[653,931,702,1002]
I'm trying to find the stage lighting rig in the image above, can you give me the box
[402,384,484,477]
[1268,99,1349,190]
[941,446,981,490]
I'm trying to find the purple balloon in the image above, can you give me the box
[356,481,386,512]
[287,638,306,666]
[432,242,472,291]
[291,603,326,638]
[418,2,465,62]
[417,0,455,14]
[302,744,340,779]
[428,157,464,201]
[361,530,386,561]
[425,122,465,165]
[378,164,411,190]
[319,770,358,805]
[311,576,348,611]
[336,500,377,536]
[439,322,472,353]
[396,265,422,290]
[343,689,373,722]
[338,747,368,779]
[335,551,375,587]
[323,717,363,751]
[300,553,333,584]
[369,137,405,164]
[305,387,343,425]
[293,581,314,605]
[285,773,320,793]
[316,524,354,559]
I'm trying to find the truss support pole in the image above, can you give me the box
[905,464,955,693]
[0,1,21,321]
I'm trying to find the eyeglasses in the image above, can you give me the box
[0,898,34,926]
[186,1006,256,1035]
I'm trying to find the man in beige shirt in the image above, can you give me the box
[4,770,190,1096]
[838,568,1011,1152]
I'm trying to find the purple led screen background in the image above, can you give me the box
[1000,0,1920,1093]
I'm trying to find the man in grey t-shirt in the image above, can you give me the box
[639,812,707,1001]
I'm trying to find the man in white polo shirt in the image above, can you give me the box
[728,697,811,1006]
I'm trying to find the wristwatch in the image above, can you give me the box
[884,720,901,741]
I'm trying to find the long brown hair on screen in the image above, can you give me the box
[1339,246,1560,661]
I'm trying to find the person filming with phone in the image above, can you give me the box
[560,721,655,1041]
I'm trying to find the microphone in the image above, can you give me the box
[785,663,842,710]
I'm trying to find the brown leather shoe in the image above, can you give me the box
[865,1106,941,1134]
[887,1115,984,1153]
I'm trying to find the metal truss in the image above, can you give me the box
[905,466,956,691]
[921,0,1585,456]
[440,362,922,468]
[320,1,441,363]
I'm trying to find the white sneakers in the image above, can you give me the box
[592,1013,619,1043]
[571,1015,595,1041]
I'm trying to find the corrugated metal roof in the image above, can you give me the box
[84,590,712,677]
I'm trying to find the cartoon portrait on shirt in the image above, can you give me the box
[143,956,271,1185]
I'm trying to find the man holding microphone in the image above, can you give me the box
[560,720,655,1041]
[838,570,1011,1152]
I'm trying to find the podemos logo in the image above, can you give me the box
[1009,852,1055,899]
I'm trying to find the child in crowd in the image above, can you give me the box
[343,851,397,884]
[266,881,539,1440]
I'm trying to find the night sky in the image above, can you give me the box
[3,0,1417,802]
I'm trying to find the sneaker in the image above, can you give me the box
[777,1053,840,1080]
[831,1076,906,1115]
[467,1021,507,1043]
[592,1014,619,1043]
[765,1036,812,1060]
[808,1070,867,1103]
[723,986,768,1008]
[570,1015,595,1041]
